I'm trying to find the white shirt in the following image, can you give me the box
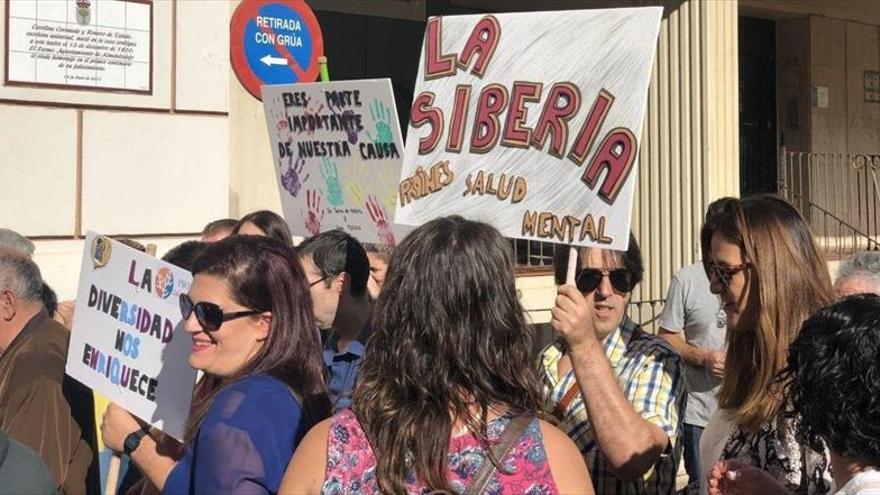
[836,469,880,495]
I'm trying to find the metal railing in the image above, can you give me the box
[778,148,880,258]
[628,298,666,333]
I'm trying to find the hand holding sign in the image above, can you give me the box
[550,284,601,352]
[100,403,144,453]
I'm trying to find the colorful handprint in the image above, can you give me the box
[366,195,395,246]
[304,189,325,236]
[320,157,344,206]
[328,102,360,145]
[348,182,366,205]
[303,96,325,135]
[269,97,292,140]
[281,156,309,197]
[366,99,395,145]
[346,160,370,205]
[378,165,400,210]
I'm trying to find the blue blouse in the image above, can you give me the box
[163,375,307,495]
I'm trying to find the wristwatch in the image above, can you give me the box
[123,425,150,456]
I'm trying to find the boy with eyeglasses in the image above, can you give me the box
[541,234,686,494]
[296,230,372,414]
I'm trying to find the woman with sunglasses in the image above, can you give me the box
[100,235,330,494]
[698,195,834,494]
[280,216,592,494]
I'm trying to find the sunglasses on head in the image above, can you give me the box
[705,261,750,288]
[575,268,635,294]
[179,293,260,332]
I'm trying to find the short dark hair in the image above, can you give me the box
[362,242,393,263]
[297,230,369,298]
[161,240,205,271]
[552,233,644,288]
[233,210,293,247]
[201,218,237,237]
[781,294,880,466]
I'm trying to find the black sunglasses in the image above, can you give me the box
[179,293,260,332]
[576,268,635,294]
[705,261,750,288]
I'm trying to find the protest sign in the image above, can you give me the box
[66,232,196,441]
[262,79,407,245]
[396,8,663,250]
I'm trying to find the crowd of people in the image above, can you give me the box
[0,193,879,495]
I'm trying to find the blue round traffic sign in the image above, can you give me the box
[231,0,323,99]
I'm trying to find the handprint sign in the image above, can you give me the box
[366,195,396,246]
[281,156,309,197]
[304,190,325,236]
[320,157,344,206]
[366,99,395,145]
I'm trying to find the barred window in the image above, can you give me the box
[510,238,556,272]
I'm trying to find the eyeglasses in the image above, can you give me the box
[705,261,750,288]
[179,293,260,332]
[309,274,331,287]
[576,268,635,294]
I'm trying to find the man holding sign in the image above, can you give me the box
[544,238,685,493]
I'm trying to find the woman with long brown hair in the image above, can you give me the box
[101,235,330,493]
[281,216,591,494]
[698,195,834,494]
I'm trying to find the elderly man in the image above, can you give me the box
[297,230,372,413]
[543,235,685,494]
[0,229,35,256]
[835,250,880,297]
[0,251,93,493]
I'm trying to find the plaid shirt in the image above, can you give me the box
[541,319,686,494]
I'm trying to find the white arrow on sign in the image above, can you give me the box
[260,54,288,67]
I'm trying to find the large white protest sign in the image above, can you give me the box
[66,232,196,441]
[396,8,662,250]
[262,79,407,245]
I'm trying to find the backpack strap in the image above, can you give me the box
[552,322,646,420]
[466,415,533,495]
[552,382,581,420]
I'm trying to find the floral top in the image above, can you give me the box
[699,410,832,495]
[322,409,558,495]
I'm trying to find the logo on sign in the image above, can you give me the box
[154,268,175,300]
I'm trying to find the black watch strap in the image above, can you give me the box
[123,425,150,456]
